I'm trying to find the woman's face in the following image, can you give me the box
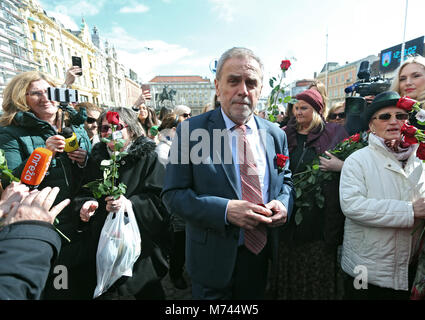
[369,106,409,141]
[25,79,58,121]
[100,117,132,152]
[294,100,314,128]
[328,106,345,125]
[138,104,148,122]
[399,63,425,99]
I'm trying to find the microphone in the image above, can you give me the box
[20,147,53,189]
[61,127,79,152]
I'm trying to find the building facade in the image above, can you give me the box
[315,55,379,107]
[147,76,215,115]
[0,0,39,106]
[0,0,129,109]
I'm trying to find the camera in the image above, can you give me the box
[47,87,78,104]
[344,61,392,135]
[344,61,392,97]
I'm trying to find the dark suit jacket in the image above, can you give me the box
[161,108,294,289]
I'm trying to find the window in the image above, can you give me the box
[45,59,51,74]
[50,39,55,51]
[54,64,59,78]
[40,30,45,42]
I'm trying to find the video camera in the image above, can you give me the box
[344,61,392,134]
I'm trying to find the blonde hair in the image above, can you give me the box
[0,71,56,126]
[295,101,324,132]
[326,101,345,121]
[390,56,425,102]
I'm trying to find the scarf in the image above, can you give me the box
[374,134,415,162]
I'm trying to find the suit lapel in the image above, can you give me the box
[208,108,240,199]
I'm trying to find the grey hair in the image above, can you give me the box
[215,47,264,81]
[98,107,145,140]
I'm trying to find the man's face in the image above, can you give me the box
[215,56,262,125]
[85,109,101,139]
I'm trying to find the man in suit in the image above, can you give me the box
[161,47,293,299]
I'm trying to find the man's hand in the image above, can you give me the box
[0,182,30,219]
[226,200,273,230]
[264,200,288,227]
[3,187,70,226]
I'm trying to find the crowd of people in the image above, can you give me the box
[0,47,425,301]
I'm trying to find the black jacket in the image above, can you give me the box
[73,136,170,297]
[0,222,61,300]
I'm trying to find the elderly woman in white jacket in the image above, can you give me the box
[340,91,425,300]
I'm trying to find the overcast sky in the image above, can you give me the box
[39,0,425,95]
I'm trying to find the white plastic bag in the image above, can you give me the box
[93,199,141,298]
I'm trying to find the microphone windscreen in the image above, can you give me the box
[62,127,73,138]
[20,148,53,188]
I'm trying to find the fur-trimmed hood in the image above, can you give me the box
[91,135,157,164]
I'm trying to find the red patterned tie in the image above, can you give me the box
[235,125,267,255]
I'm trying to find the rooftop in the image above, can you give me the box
[149,75,211,83]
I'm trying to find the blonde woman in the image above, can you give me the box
[0,71,91,299]
[391,55,425,129]
[272,88,348,299]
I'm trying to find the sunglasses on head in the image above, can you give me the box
[373,113,409,121]
[100,123,128,133]
[329,112,346,120]
[86,117,98,124]
[183,113,191,118]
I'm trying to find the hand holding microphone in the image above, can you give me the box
[46,135,66,155]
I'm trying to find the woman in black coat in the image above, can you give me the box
[75,107,170,300]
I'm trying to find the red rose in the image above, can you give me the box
[106,111,120,126]
[401,123,418,137]
[276,153,289,170]
[404,135,418,145]
[350,133,360,143]
[416,142,425,160]
[280,60,291,71]
[397,96,417,112]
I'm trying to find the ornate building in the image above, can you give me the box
[0,0,39,105]
[148,75,215,115]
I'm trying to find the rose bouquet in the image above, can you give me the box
[396,96,425,300]
[292,131,369,225]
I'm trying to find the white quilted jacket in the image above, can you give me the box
[339,133,425,291]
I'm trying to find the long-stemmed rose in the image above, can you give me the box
[84,111,127,199]
[267,58,295,122]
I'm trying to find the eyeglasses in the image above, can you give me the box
[329,112,346,120]
[26,90,48,98]
[183,113,191,118]
[100,123,128,133]
[86,117,98,124]
[372,113,409,121]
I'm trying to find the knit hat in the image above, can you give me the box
[295,89,324,114]
[363,91,401,126]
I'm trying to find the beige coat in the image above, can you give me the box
[339,133,425,290]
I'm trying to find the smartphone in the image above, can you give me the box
[71,56,82,76]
